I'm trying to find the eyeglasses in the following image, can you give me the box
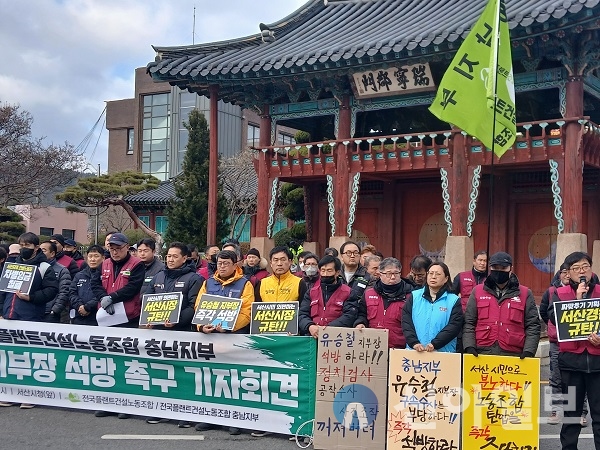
[570,264,591,273]
[427,272,445,277]
[411,271,427,279]
[380,272,401,278]
[343,251,360,257]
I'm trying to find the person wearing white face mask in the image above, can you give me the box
[301,253,320,290]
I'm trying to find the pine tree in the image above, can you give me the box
[165,109,229,247]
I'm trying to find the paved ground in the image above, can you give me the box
[0,363,595,449]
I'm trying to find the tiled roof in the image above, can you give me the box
[125,180,176,207]
[148,0,599,86]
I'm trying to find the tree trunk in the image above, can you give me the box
[115,200,164,250]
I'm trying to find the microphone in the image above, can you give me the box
[580,276,588,299]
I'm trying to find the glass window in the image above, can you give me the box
[278,133,295,145]
[142,93,171,179]
[139,216,150,227]
[273,215,287,235]
[180,91,196,108]
[61,229,75,240]
[127,128,134,154]
[247,123,260,147]
[40,227,54,237]
[155,216,168,235]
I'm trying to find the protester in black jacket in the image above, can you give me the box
[145,242,204,331]
[40,241,71,323]
[137,238,166,296]
[70,245,105,326]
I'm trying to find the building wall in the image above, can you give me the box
[106,98,136,173]
[14,205,89,243]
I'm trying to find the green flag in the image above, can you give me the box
[429,0,516,158]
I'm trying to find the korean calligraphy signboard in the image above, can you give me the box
[192,294,241,330]
[387,350,461,450]
[0,263,37,295]
[351,63,435,99]
[314,327,389,450]
[139,292,183,326]
[462,354,539,450]
[0,320,316,436]
[553,298,600,341]
[250,302,299,335]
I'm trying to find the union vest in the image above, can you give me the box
[100,256,143,320]
[205,276,248,298]
[473,284,529,353]
[459,271,485,311]
[556,284,600,355]
[363,287,407,348]
[259,271,302,302]
[546,286,558,343]
[308,283,351,326]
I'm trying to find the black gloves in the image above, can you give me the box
[104,303,115,315]
[520,351,535,359]
[464,347,478,357]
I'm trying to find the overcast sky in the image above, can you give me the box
[0,0,307,172]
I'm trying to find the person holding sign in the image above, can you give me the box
[298,255,359,338]
[402,262,463,353]
[1,232,58,322]
[354,257,415,348]
[463,252,540,358]
[144,242,204,331]
[549,252,600,448]
[194,249,254,435]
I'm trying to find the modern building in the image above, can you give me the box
[146,0,600,299]
[106,68,296,239]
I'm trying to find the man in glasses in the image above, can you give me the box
[354,257,415,348]
[406,254,432,288]
[339,241,370,289]
[549,252,600,448]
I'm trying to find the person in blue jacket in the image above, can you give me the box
[70,245,105,326]
[402,262,463,353]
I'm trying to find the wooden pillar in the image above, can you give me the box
[490,175,509,253]
[334,95,351,237]
[562,76,584,233]
[207,85,219,245]
[254,105,272,237]
[449,129,469,236]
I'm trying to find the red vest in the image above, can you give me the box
[364,288,406,348]
[308,283,351,326]
[459,271,485,311]
[99,256,142,320]
[473,284,529,353]
[546,286,558,343]
[556,284,600,355]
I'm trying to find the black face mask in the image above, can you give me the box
[20,248,35,261]
[63,250,74,257]
[210,254,218,263]
[320,275,336,285]
[489,270,510,285]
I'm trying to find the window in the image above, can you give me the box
[139,216,150,227]
[155,216,168,235]
[127,128,134,155]
[278,133,295,145]
[142,93,171,181]
[247,123,260,147]
[62,229,75,240]
[40,227,54,237]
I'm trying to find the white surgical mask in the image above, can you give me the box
[305,266,318,277]
[299,263,305,271]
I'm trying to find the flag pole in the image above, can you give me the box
[486,0,502,258]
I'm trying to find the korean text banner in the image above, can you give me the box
[0,263,37,295]
[553,298,600,342]
[250,302,299,335]
[314,327,389,450]
[140,292,183,326]
[0,320,316,435]
[462,354,539,450]
[387,350,462,450]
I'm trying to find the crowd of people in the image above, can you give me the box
[0,231,597,448]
